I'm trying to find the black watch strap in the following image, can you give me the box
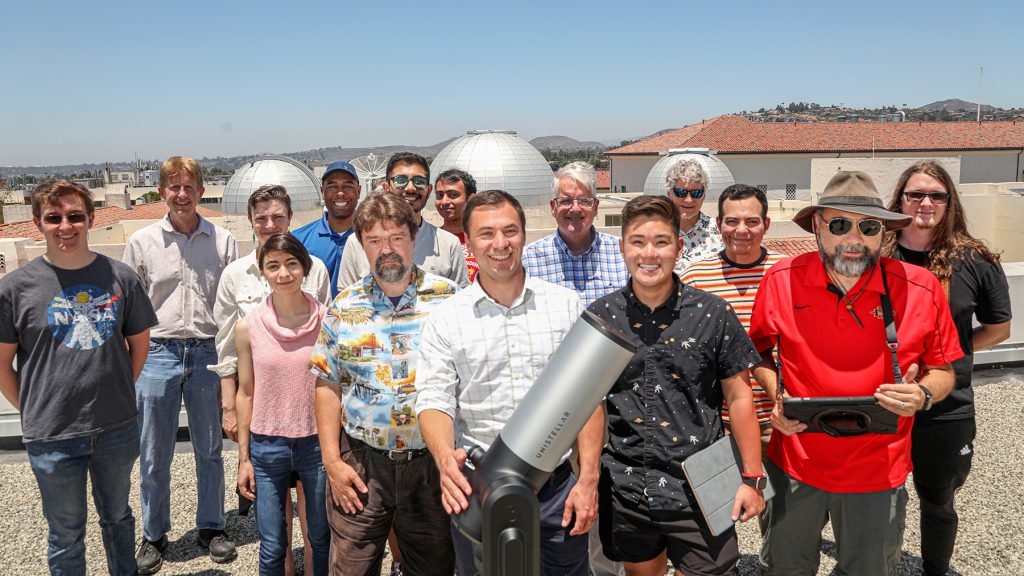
[918,384,933,411]
[741,474,768,490]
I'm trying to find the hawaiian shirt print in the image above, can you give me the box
[674,212,724,275]
[310,268,459,450]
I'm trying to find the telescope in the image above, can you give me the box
[454,310,637,576]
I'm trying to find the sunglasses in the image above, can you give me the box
[903,191,950,204]
[671,187,705,199]
[554,196,596,209]
[389,175,429,190]
[42,213,88,225]
[820,215,884,237]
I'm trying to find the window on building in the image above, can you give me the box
[786,184,796,200]
[605,214,622,227]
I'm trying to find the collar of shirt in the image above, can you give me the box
[623,276,685,315]
[158,213,213,238]
[679,212,712,240]
[466,274,538,312]
[363,266,426,310]
[805,253,886,296]
[315,212,354,242]
[554,227,598,260]
[719,247,770,270]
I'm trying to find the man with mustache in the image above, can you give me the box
[338,152,469,289]
[311,193,459,576]
[748,171,963,576]
[417,190,601,576]
[293,161,362,299]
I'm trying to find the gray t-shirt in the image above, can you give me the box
[0,255,158,442]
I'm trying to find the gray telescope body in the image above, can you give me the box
[455,310,637,575]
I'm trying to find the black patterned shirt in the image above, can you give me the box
[587,279,760,511]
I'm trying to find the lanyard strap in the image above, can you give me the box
[775,264,903,398]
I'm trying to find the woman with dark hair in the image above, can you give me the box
[883,161,1012,576]
[235,233,329,576]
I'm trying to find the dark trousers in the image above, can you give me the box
[911,417,975,576]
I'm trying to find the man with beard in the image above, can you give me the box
[883,161,1011,576]
[339,152,469,289]
[311,193,459,576]
[294,161,361,299]
[749,171,963,576]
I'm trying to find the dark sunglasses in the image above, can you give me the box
[671,187,705,199]
[903,191,950,204]
[820,215,884,237]
[389,175,429,190]
[42,213,88,225]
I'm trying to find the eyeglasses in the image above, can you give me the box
[41,213,88,225]
[671,188,705,199]
[820,215,884,237]
[389,175,429,190]
[903,191,950,204]
[554,196,596,209]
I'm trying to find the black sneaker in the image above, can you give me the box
[136,535,168,575]
[197,529,237,564]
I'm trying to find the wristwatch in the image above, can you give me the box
[918,384,933,411]
[741,472,768,490]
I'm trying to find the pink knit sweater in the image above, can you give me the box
[248,293,326,438]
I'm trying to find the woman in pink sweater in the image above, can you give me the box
[235,233,329,576]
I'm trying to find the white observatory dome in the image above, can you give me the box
[222,155,321,215]
[642,149,735,206]
[430,130,554,207]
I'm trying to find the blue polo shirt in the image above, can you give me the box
[292,212,353,298]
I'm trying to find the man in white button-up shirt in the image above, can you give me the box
[416,190,602,576]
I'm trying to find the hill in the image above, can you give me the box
[529,135,607,151]
[918,99,996,113]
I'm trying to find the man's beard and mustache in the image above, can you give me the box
[818,240,880,277]
[375,252,410,283]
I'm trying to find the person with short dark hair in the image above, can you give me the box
[312,192,459,576]
[434,167,479,282]
[293,161,362,298]
[524,161,628,308]
[883,161,1012,576]
[417,190,600,576]
[339,152,468,288]
[234,233,330,575]
[590,195,764,576]
[124,156,239,573]
[750,171,963,575]
[1,180,158,574]
[680,184,783,447]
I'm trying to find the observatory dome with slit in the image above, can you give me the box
[429,130,554,207]
[221,155,322,215]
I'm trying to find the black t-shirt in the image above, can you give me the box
[587,280,761,511]
[893,244,1012,421]
[0,255,158,441]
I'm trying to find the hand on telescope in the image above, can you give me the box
[438,448,472,515]
[563,475,598,536]
[325,459,368,514]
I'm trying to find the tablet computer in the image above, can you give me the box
[782,396,899,436]
[681,434,774,537]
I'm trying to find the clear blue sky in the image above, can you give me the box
[2,0,1019,167]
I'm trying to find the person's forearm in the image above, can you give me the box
[235,384,253,461]
[752,350,779,399]
[0,368,18,411]
[726,394,763,475]
[574,405,605,483]
[974,322,1011,351]
[919,364,955,403]
[315,381,344,464]
[221,376,237,413]
[419,409,456,469]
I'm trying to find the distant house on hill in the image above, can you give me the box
[606,115,1024,196]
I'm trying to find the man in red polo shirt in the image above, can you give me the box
[749,171,963,576]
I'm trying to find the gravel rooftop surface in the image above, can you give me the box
[1,379,1020,575]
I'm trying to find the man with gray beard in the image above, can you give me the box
[748,171,963,576]
[312,192,459,575]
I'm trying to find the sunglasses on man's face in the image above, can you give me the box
[389,175,429,191]
[671,187,705,199]
[820,215,884,237]
[903,191,950,205]
[41,213,88,225]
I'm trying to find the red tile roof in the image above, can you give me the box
[764,237,817,257]
[595,170,610,190]
[607,115,1024,155]
[0,202,222,240]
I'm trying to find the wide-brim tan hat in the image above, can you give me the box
[793,171,911,233]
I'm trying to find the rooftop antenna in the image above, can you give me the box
[977,66,983,122]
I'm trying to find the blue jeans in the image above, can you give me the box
[250,433,329,576]
[27,421,140,575]
[136,337,224,541]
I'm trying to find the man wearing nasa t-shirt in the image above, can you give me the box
[0,180,157,575]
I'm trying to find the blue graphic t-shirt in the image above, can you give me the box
[0,255,158,442]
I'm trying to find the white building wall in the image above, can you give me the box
[959,151,1023,183]
[611,156,658,193]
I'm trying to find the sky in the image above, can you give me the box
[2,0,1020,167]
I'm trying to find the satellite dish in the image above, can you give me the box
[351,153,388,180]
